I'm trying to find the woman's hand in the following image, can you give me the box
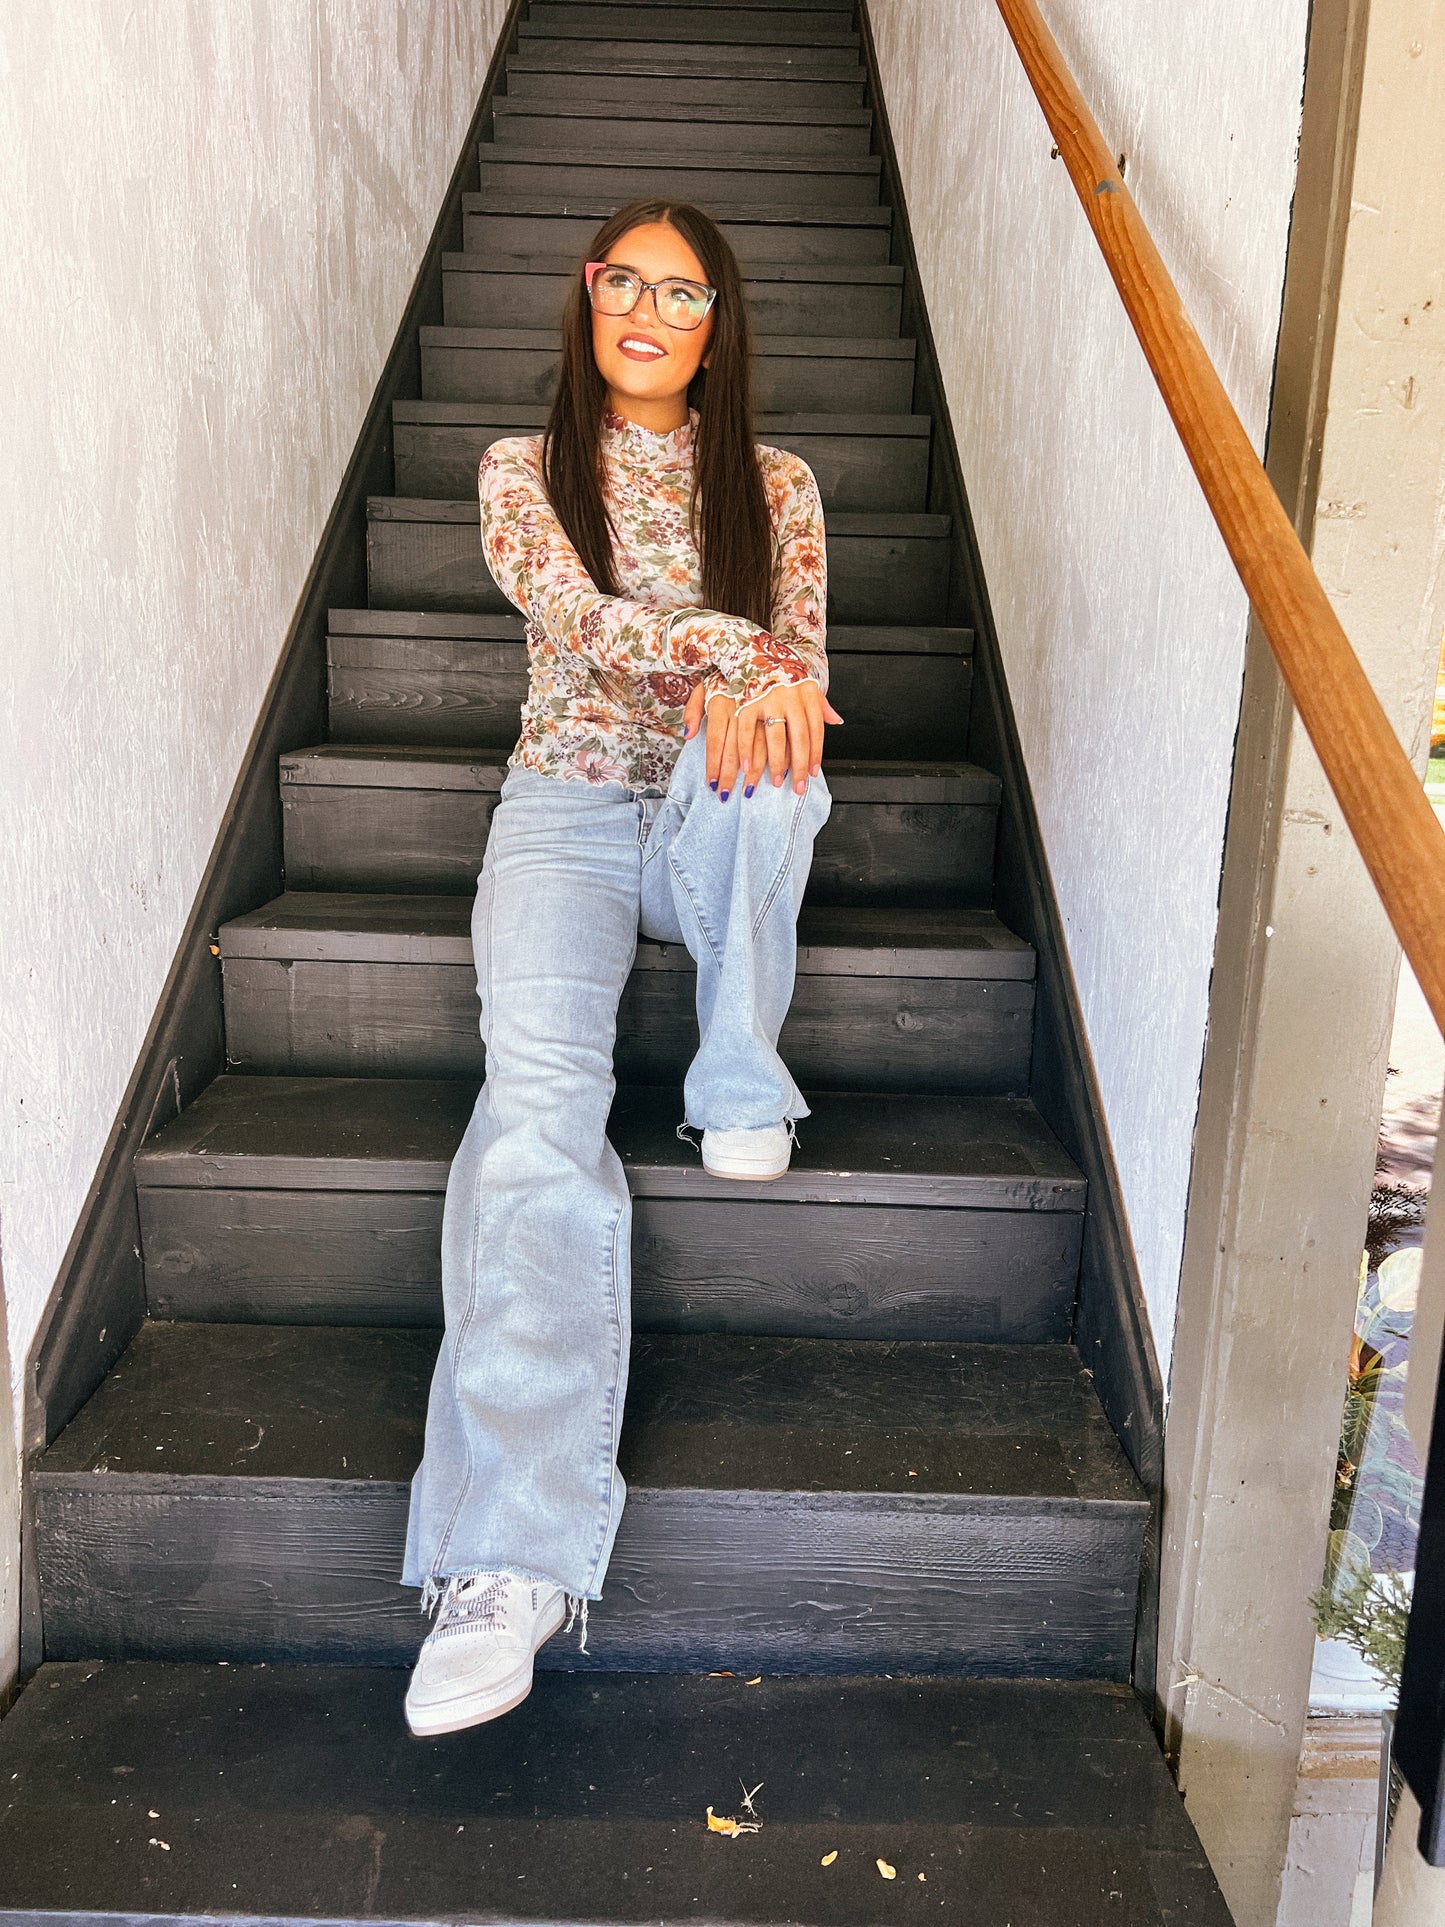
[683,680,844,799]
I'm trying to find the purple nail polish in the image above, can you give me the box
[744,783,754,798]
[719,789,730,802]
[709,779,717,791]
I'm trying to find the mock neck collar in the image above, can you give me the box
[601,407,698,470]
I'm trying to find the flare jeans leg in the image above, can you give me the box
[402,732,831,1601]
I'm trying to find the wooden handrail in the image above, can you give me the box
[994,0,1445,1035]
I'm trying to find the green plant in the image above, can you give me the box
[1310,1562,1412,1693]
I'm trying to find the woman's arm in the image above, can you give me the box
[701,451,829,711]
[480,438,813,688]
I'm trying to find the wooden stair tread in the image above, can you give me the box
[0,1665,1229,1926]
[38,1321,1140,1507]
[491,97,873,128]
[280,742,995,804]
[462,191,890,228]
[219,891,1034,980]
[136,1076,1085,1208]
[393,403,928,430]
[328,605,971,651]
[415,325,915,359]
[479,143,879,177]
[440,252,904,285]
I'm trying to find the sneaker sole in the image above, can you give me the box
[701,1159,791,1180]
[404,1599,567,1738]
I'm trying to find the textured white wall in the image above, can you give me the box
[867,0,1310,1380]
[0,1,507,1425]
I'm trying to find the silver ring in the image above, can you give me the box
[763,716,786,727]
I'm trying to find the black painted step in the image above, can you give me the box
[490,96,874,158]
[368,496,944,624]
[512,36,866,81]
[326,608,968,756]
[525,4,857,44]
[136,1076,1086,1340]
[419,326,915,415]
[216,892,1034,1095]
[0,1664,1232,1926]
[35,1321,1146,1673]
[392,401,929,511]
[477,145,880,209]
[464,195,892,265]
[280,745,995,907]
[441,254,904,338]
[505,63,868,110]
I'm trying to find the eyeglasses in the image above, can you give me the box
[584,261,717,333]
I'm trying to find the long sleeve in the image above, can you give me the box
[702,450,829,713]
[480,437,806,690]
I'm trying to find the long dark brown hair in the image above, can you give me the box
[542,200,775,630]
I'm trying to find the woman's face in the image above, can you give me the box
[589,221,714,433]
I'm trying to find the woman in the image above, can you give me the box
[401,200,841,1737]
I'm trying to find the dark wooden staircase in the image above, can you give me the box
[1,3,1231,1920]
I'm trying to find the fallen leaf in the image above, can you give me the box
[821,1850,838,1867]
[876,1858,896,1880]
[707,1671,736,1678]
[918,1872,927,1882]
[744,1676,762,1686]
[706,1805,760,1838]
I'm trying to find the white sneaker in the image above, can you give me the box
[405,1571,567,1737]
[701,1121,793,1181]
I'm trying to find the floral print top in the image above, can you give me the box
[478,408,828,789]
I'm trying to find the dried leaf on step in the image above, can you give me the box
[821,1850,838,1866]
[706,1805,760,1838]
[876,1858,896,1879]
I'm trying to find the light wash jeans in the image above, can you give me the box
[402,730,832,1606]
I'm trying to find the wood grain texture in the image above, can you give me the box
[507,65,868,108]
[393,407,929,506]
[135,1074,1088,1208]
[516,31,865,74]
[140,1184,1081,1340]
[418,329,917,414]
[491,103,874,160]
[525,5,858,45]
[219,953,1034,1092]
[0,1665,1233,1925]
[280,779,995,903]
[443,257,899,334]
[476,149,880,208]
[327,632,966,752]
[365,502,942,616]
[995,0,1445,1036]
[464,201,893,263]
[35,1324,1143,1671]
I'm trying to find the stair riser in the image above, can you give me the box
[280,787,996,906]
[219,958,1033,1093]
[526,6,857,45]
[419,339,915,414]
[366,522,946,624]
[139,1187,1082,1342]
[517,34,864,74]
[492,115,872,158]
[478,155,878,208]
[327,638,969,756]
[504,69,867,109]
[35,1482,1143,1678]
[394,419,928,511]
[465,207,890,265]
[441,266,902,339]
